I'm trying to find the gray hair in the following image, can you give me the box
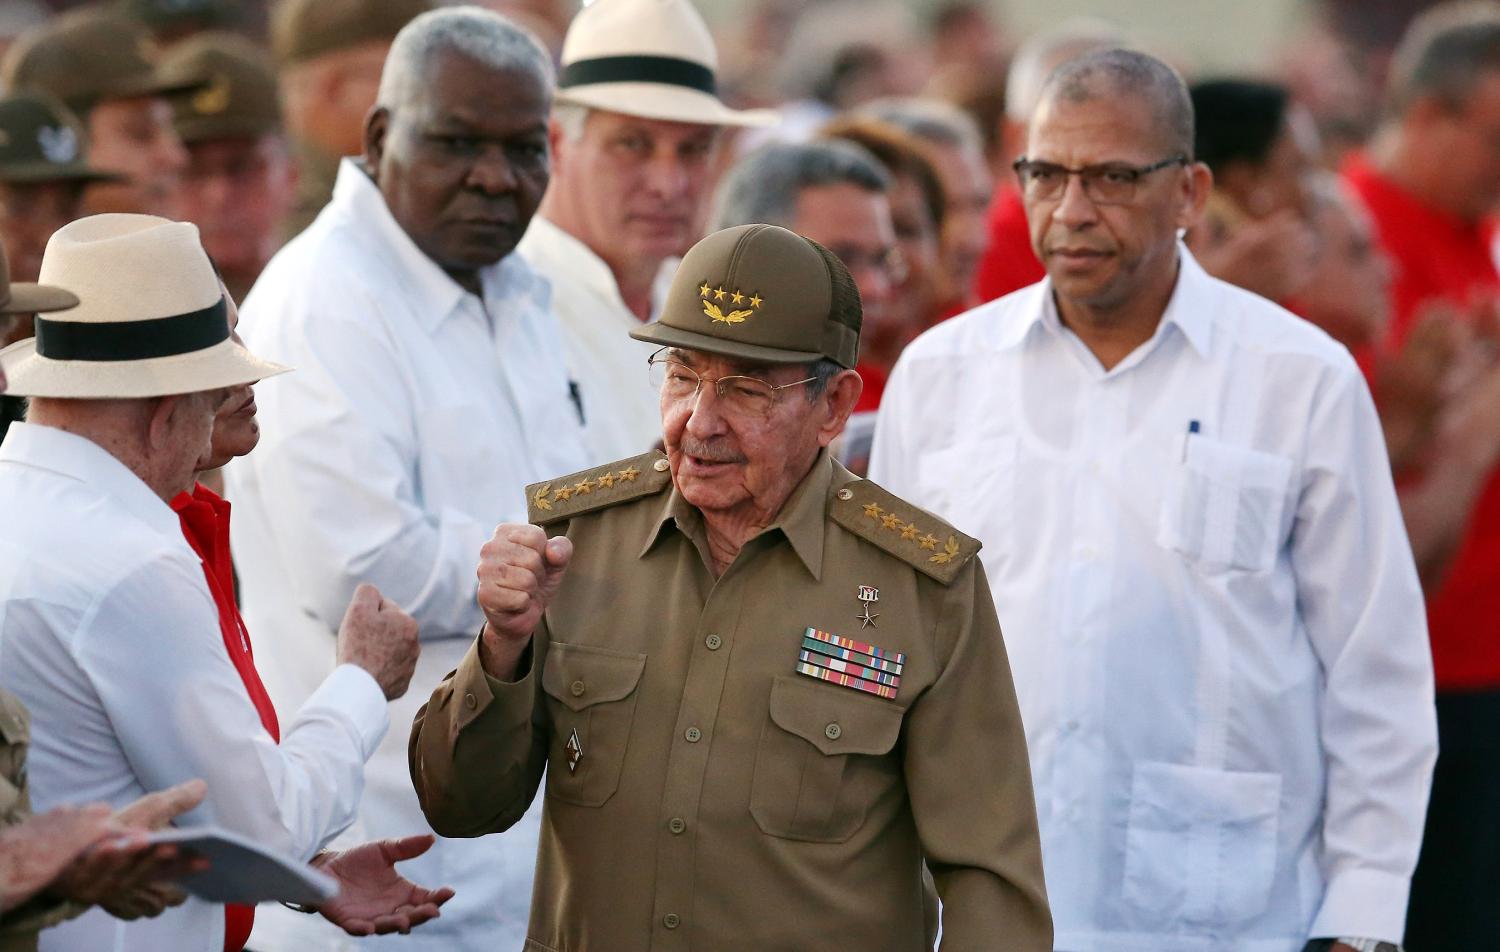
[375,5,553,111]
[708,140,891,233]
[1040,48,1195,159]
[1388,1,1500,113]
[1005,18,1125,123]
[551,101,591,141]
[860,97,983,154]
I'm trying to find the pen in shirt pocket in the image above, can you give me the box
[1181,419,1200,462]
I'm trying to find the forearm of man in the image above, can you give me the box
[409,629,547,838]
[1397,455,1491,591]
[910,568,1052,950]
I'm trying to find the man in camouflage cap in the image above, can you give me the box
[411,223,1053,950]
[0,8,197,218]
[270,0,431,237]
[161,32,295,302]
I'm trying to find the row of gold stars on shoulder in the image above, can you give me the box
[862,502,962,564]
[698,281,763,309]
[532,465,642,511]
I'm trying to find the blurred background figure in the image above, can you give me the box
[115,0,248,49]
[1297,173,1394,353]
[862,97,994,318]
[1186,79,1321,305]
[926,0,1006,93]
[819,115,944,407]
[0,91,121,442]
[972,18,1122,304]
[0,8,199,219]
[161,32,295,303]
[270,0,431,238]
[1338,4,1500,948]
[709,138,898,470]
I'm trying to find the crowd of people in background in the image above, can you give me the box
[0,0,1496,950]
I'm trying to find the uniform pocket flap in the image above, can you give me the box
[1131,761,1281,826]
[542,642,647,713]
[768,674,902,756]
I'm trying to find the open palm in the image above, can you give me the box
[316,835,455,936]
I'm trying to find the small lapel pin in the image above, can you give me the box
[564,728,583,774]
[856,585,880,629]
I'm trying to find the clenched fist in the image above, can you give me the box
[336,584,421,700]
[476,524,572,680]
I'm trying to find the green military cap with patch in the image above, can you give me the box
[270,0,433,68]
[115,0,244,32]
[0,8,206,117]
[160,32,283,143]
[0,93,124,186]
[631,223,862,368]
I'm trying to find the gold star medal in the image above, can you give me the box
[856,585,880,629]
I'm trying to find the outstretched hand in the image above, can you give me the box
[316,835,455,936]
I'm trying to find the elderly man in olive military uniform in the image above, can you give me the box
[410,224,1051,951]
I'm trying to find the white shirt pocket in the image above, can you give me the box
[1121,761,1281,930]
[1157,437,1293,573]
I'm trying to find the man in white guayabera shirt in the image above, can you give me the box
[228,8,588,950]
[872,49,1436,952]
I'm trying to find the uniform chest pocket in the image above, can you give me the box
[1157,438,1294,573]
[541,642,646,808]
[750,675,904,843]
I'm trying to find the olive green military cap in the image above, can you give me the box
[160,32,282,143]
[0,93,123,186]
[270,0,433,67]
[115,0,243,32]
[631,223,863,368]
[0,9,205,117]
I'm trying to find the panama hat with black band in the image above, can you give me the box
[0,214,288,398]
[555,0,775,128]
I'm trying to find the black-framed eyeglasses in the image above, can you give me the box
[1012,155,1189,205]
[646,348,816,418]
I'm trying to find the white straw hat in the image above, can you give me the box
[555,0,775,128]
[0,213,290,398]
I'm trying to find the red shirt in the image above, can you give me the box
[854,362,888,414]
[973,185,1045,304]
[171,484,280,952]
[1344,153,1500,690]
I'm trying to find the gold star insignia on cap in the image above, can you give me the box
[714,287,727,300]
[730,290,744,304]
[749,293,763,308]
[192,74,231,115]
[699,281,713,297]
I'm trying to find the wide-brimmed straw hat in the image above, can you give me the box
[0,214,289,398]
[555,0,775,128]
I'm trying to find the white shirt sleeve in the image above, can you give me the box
[77,555,389,860]
[240,288,489,638]
[1291,368,1438,941]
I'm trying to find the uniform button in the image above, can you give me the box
[570,680,586,697]
[653,458,670,472]
[824,723,842,740]
[668,817,687,834]
[836,488,853,501]
[684,727,702,743]
[704,633,722,651]
[663,913,681,929]
[463,693,477,710]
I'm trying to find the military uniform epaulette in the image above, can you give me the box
[830,478,981,585]
[527,450,672,525]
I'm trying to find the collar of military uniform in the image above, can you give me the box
[641,448,835,579]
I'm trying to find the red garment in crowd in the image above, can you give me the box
[973,185,1045,304]
[171,483,281,952]
[1344,153,1500,690]
[854,361,888,413]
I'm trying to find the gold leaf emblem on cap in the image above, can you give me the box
[36,126,77,165]
[699,280,761,325]
[193,74,232,116]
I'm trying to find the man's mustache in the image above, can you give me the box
[678,438,746,464]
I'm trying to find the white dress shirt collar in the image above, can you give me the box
[523,214,671,320]
[993,245,1216,363]
[326,159,547,336]
[0,422,179,540]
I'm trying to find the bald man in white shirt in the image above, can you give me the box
[872,50,1434,952]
